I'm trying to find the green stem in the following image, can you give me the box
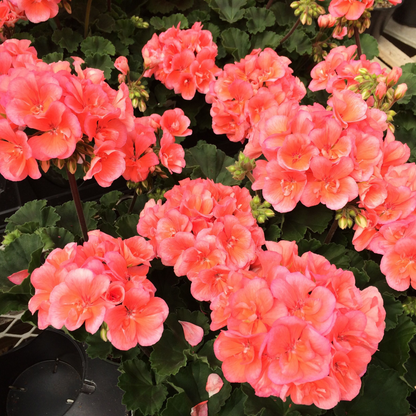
[279,17,301,46]
[84,0,93,39]
[66,167,89,242]
[324,218,339,244]
[128,192,138,214]
[354,26,362,57]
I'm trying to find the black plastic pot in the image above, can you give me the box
[393,0,416,27]
[0,329,128,416]
[366,3,402,40]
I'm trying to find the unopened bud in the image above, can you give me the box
[138,99,147,112]
[132,97,139,108]
[100,323,108,342]
[394,83,408,101]
[338,216,348,229]
[264,209,275,218]
[355,214,368,228]
[361,89,372,101]
[347,218,354,228]
[257,214,267,224]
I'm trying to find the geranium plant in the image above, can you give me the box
[1,0,416,415]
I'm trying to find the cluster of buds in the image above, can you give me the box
[312,39,338,62]
[147,187,166,202]
[250,195,275,224]
[348,67,407,125]
[335,205,367,229]
[131,16,149,29]
[226,153,256,181]
[291,0,326,25]
[332,9,371,39]
[403,297,416,316]
[128,81,149,112]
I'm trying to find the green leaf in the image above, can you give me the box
[208,371,232,415]
[251,31,282,49]
[0,293,30,314]
[176,308,210,335]
[39,227,75,250]
[210,0,247,23]
[372,313,416,376]
[397,70,416,105]
[206,23,221,42]
[270,2,296,27]
[100,191,123,208]
[0,233,43,292]
[150,13,189,30]
[119,358,168,414]
[360,34,379,60]
[315,243,349,269]
[187,10,210,24]
[265,224,281,242]
[282,204,333,241]
[6,200,60,232]
[297,238,322,255]
[160,392,193,416]
[147,0,175,14]
[350,266,370,289]
[115,214,140,238]
[150,327,189,377]
[84,53,114,79]
[95,13,116,32]
[221,28,250,60]
[285,29,312,55]
[85,332,112,360]
[42,52,64,64]
[170,360,211,404]
[197,339,223,370]
[115,19,137,46]
[81,36,116,56]
[245,7,275,34]
[185,141,239,185]
[333,365,410,416]
[55,201,98,238]
[52,28,83,53]
[383,293,404,331]
[218,387,247,416]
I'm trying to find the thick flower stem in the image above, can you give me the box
[354,26,362,57]
[324,218,339,244]
[66,167,89,242]
[279,17,301,46]
[266,0,274,9]
[84,0,93,39]
[128,192,138,215]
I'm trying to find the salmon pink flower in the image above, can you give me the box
[49,268,110,334]
[114,56,129,75]
[330,90,368,128]
[159,131,186,174]
[14,0,60,23]
[105,286,168,350]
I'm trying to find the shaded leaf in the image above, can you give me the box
[383,293,404,331]
[218,387,247,416]
[197,339,223,370]
[85,331,112,360]
[221,27,250,60]
[160,392,193,416]
[84,53,114,79]
[0,293,30,314]
[100,190,123,209]
[372,313,416,376]
[186,141,239,185]
[115,214,140,238]
[81,36,116,56]
[39,227,75,250]
[52,28,83,53]
[270,2,296,26]
[333,365,410,416]
[285,29,312,55]
[245,7,275,34]
[251,31,282,49]
[210,0,247,23]
[42,52,64,63]
[0,234,43,292]
[55,201,98,238]
[119,358,168,414]
[95,13,116,32]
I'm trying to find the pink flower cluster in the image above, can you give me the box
[206,48,306,143]
[142,22,220,100]
[0,0,60,30]
[246,45,409,218]
[328,0,400,21]
[0,39,190,186]
[122,108,189,181]
[215,241,385,409]
[28,230,169,351]
[137,178,385,408]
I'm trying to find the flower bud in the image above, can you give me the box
[355,214,368,228]
[257,214,267,224]
[394,83,408,101]
[138,99,147,112]
[386,67,402,86]
[114,56,130,76]
[347,218,354,228]
[338,216,348,229]
[375,81,387,100]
